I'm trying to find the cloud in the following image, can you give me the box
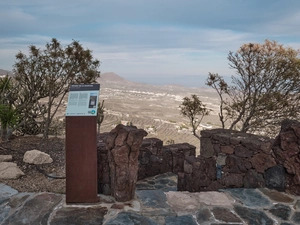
[1,0,300,86]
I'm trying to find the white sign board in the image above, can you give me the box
[65,84,100,116]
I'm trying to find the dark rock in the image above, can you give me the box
[1,192,33,222]
[230,136,242,145]
[184,160,193,174]
[251,152,277,173]
[0,183,18,204]
[206,180,223,191]
[234,205,274,225]
[279,130,299,152]
[50,206,107,225]
[212,133,231,145]
[269,204,291,221]
[196,208,212,223]
[240,134,271,153]
[291,212,300,224]
[213,143,221,154]
[135,190,169,208]
[105,212,159,225]
[265,165,286,191]
[211,207,242,223]
[222,173,244,188]
[177,172,185,191]
[272,119,300,195]
[198,157,216,180]
[259,188,294,203]
[107,124,147,201]
[3,193,62,225]
[235,145,254,158]
[243,169,265,188]
[201,137,214,158]
[201,129,214,138]
[225,155,248,173]
[220,145,234,154]
[223,189,271,208]
[165,215,197,225]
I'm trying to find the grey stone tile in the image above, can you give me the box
[2,193,62,225]
[211,207,242,223]
[223,188,271,208]
[136,190,169,208]
[0,193,32,223]
[291,211,300,224]
[165,215,197,225]
[50,206,107,225]
[0,183,18,204]
[269,204,291,221]
[234,205,274,225]
[259,188,294,203]
[105,212,159,225]
[196,208,212,224]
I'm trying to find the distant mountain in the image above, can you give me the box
[98,72,130,84]
[0,69,12,76]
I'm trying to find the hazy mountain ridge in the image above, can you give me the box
[98,72,216,96]
[0,69,13,76]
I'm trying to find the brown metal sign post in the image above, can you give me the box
[65,84,100,203]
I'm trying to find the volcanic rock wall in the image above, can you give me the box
[178,119,300,196]
[97,129,195,196]
[97,120,300,196]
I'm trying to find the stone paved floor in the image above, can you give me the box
[1,172,300,224]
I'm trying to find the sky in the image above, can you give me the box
[1,1,300,87]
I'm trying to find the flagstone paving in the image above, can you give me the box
[1,172,300,225]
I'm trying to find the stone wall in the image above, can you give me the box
[178,119,300,196]
[97,134,195,195]
[97,119,300,196]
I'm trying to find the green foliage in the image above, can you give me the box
[180,94,210,139]
[0,76,20,140]
[0,104,19,140]
[13,38,101,138]
[206,40,300,136]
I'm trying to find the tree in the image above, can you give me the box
[0,76,19,140]
[180,94,210,139]
[13,38,101,139]
[206,40,300,136]
[0,104,18,141]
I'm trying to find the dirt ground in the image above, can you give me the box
[0,135,66,193]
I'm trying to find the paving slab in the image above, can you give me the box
[105,212,159,225]
[2,193,62,225]
[50,206,107,225]
[234,205,274,225]
[165,215,197,225]
[222,188,271,208]
[1,172,300,225]
[0,183,18,204]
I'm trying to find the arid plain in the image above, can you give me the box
[95,72,221,154]
[0,70,222,154]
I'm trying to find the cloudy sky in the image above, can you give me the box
[1,1,300,87]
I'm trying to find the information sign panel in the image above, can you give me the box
[66,84,100,116]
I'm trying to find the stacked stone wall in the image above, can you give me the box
[97,120,300,196]
[178,119,300,196]
[178,129,275,192]
[97,133,195,195]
